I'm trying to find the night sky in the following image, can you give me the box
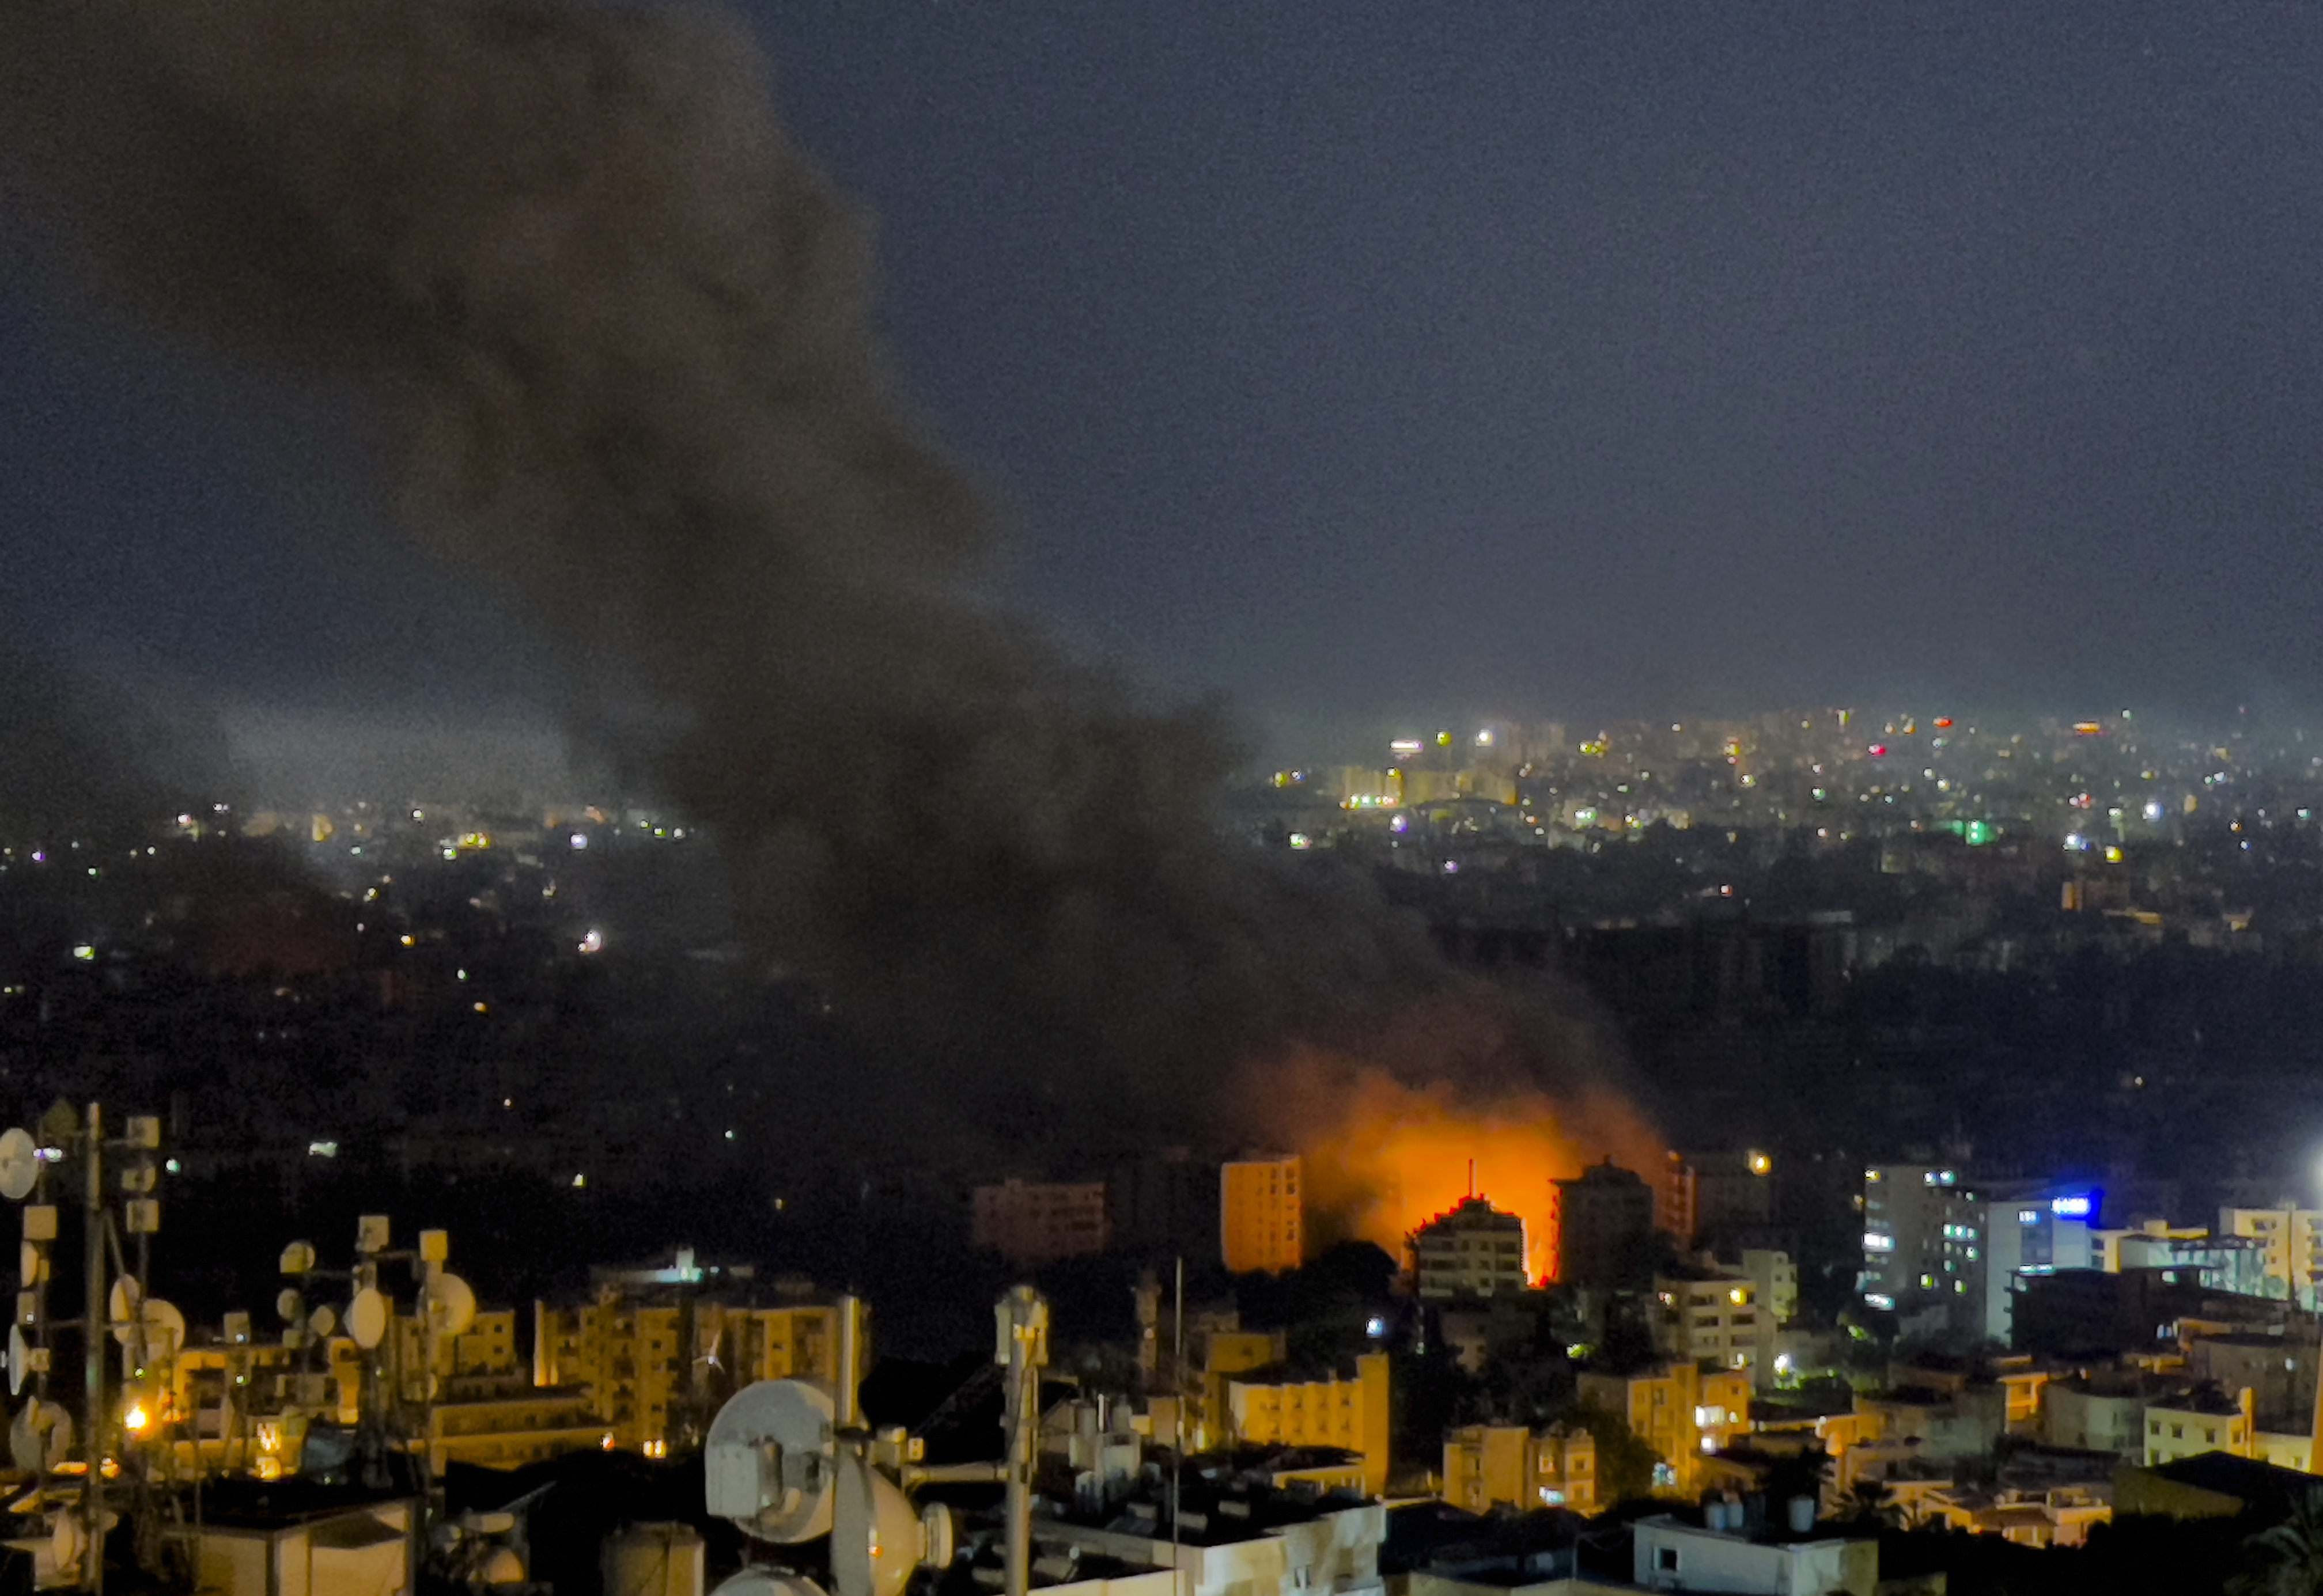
[5,1,2323,791]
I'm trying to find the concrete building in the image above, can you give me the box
[1860,1165,2001,1343]
[1654,1262,1770,1379]
[1576,1363,1751,1492]
[1222,1154,1304,1274]
[1440,1422,1598,1513]
[1039,1485,1385,1596]
[1227,1351,1393,1495]
[1549,1159,1655,1287]
[1630,1513,1877,1595]
[533,1294,857,1453]
[1412,1197,1530,1300]
[973,1177,1111,1267]
[2143,1387,2256,1467]
[2218,1205,2323,1305]
[2042,1371,2171,1458]
[1739,1250,1798,1328]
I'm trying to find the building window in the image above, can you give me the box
[1655,1548,1679,1572]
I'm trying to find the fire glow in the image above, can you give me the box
[1287,1065,1662,1285]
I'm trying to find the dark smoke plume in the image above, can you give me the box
[0,1,1644,1163]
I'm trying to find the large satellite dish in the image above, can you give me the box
[833,1449,928,1596]
[705,1378,838,1542]
[422,1272,477,1338]
[347,1288,389,1350]
[6,1324,25,1397]
[0,1130,37,1201]
[711,1574,829,1596]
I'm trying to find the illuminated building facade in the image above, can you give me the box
[1576,1362,1751,1493]
[1651,1265,1767,1379]
[972,1177,1110,1267]
[1225,1351,1391,1494]
[1442,1421,1598,1512]
[1411,1196,1530,1298]
[1221,1153,1303,1273]
[533,1296,856,1452]
[1858,1165,1989,1341]
[2216,1206,2323,1306]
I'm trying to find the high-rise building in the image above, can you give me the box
[1411,1196,1530,1299]
[1859,1165,1994,1341]
[971,1177,1110,1267]
[1550,1159,1656,1287]
[1221,1153,1303,1273]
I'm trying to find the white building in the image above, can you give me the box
[1631,1513,1876,1595]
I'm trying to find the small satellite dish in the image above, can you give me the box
[833,1449,925,1596]
[107,1276,141,1329]
[18,1240,44,1287]
[422,1272,476,1337]
[9,1398,71,1472]
[6,1324,25,1397]
[705,1378,838,1542]
[279,1241,316,1276]
[277,1288,304,1324]
[50,1508,79,1575]
[348,1287,389,1350]
[0,1130,37,1201]
[309,1304,338,1339]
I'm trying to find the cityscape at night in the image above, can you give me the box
[6,1,2323,1594]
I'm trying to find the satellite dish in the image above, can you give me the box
[6,1324,25,1397]
[50,1508,79,1576]
[833,1449,924,1596]
[0,1130,36,1201]
[17,1240,43,1287]
[423,1272,477,1337]
[277,1288,304,1324]
[146,1298,186,1356]
[309,1305,338,1339]
[348,1287,389,1349]
[113,1296,184,1356]
[279,1241,316,1276]
[705,1378,838,1542]
[9,1399,71,1472]
[710,1575,829,1596]
[106,1276,140,1329]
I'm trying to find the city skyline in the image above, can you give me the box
[6,1,2323,790]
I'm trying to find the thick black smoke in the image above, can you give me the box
[0,1,1637,1163]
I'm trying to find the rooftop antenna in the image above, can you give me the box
[703,1290,1032,1596]
[0,1105,167,1594]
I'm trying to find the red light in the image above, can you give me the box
[1868,744,1887,757]
[1934,718,1953,729]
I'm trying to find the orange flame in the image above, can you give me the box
[1259,1051,1664,1284]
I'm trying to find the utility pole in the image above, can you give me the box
[81,1103,104,1596]
[995,1286,1047,1596]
